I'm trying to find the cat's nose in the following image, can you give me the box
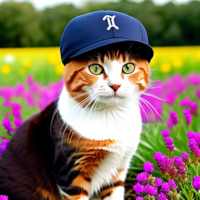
[110,85,121,92]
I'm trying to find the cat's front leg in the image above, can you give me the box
[100,169,126,200]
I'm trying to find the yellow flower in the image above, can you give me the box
[196,51,200,61]
[23,60,32,68]
[171,57,183,68]
[48,54,61,65]
[1,65,11,75]
[160,63,171,73]
[55,63,64,75]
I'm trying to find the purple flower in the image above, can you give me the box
[158,193,168,200]
[0,195,8,200]
[155,177,163,186]
[161,130,170,137]
[190,102,198,116]
[187,131,195,139]
[174,156,184,166]
[143,161,154,173]
[180,97,192,107]
[2,118,14,136]
[136,172,148,183]
[15,83,25,96]
[136,197,143,200]
[11,102,22,119]
[166,158,173,165]
[153,152,163,162]
[166,90,177,105]
[192,176,200,191]
[14,118,23,130]
[5,112,9,117]
[27,75,34,86]
[133,183,144,194]
[183,109,192,125]
[2,139,9,146]
[194,133,200,144]
[182,152,189,159]
[165,137,174,151]
[144,184,157,195]
[169,110,178,124]
[0,139,9,156]
[188,139,200,156]
[165,137,173,145]
[168,179,178,189]
[161,182,170,192]
[196,89,200,99]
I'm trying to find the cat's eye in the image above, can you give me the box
[122,63,135,74]
[89,64,104,75]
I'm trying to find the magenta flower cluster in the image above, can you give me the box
[140,73,200,124]
[1,102,23,156]
[0,75,64,110]
[183,109,192,125]
[133,161,179,200]
[167,110,178,129]
[187,131,200,165]
[192,176,200,191]
[2,102,23,135]
[161,130,174,151]
[153,152,187,182]
[0,195,8,200]
[181,96,198,116]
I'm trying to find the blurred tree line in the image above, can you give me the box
[0,0,200,47]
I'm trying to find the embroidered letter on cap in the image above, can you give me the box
[102,15,119,31]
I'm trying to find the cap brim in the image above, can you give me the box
[66,37,153,64]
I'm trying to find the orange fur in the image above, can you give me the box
[63,131,117,149]
[72,173,90,192]
[100,187,114,199]
[73,150,109,178]
[64,59,98,106]
[128,58,149,91]
[37,187,58,200]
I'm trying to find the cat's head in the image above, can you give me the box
[63,43,149,107]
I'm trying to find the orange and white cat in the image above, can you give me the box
[0,44,149,200]
[58,45,149,199]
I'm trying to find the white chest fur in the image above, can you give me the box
[58,87,142,195]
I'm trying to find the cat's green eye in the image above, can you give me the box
[122,63,135,74]
[89,64,104,75]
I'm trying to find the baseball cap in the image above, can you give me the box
[60,10,154,65]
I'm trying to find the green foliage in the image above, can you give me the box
[127,87,200,199]
[1,1,200,47]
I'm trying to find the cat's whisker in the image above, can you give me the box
[141,92,166,101]
[139,97,166,125]
[138,97,157,124]
[126,94,150,131]
[147,85,163,89]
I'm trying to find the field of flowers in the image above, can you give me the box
[1,46,200,200]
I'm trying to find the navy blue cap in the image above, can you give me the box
[60,10,154,64]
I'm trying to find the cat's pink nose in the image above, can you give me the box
[110,85,121,92]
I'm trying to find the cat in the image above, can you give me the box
[0,43,149,200]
